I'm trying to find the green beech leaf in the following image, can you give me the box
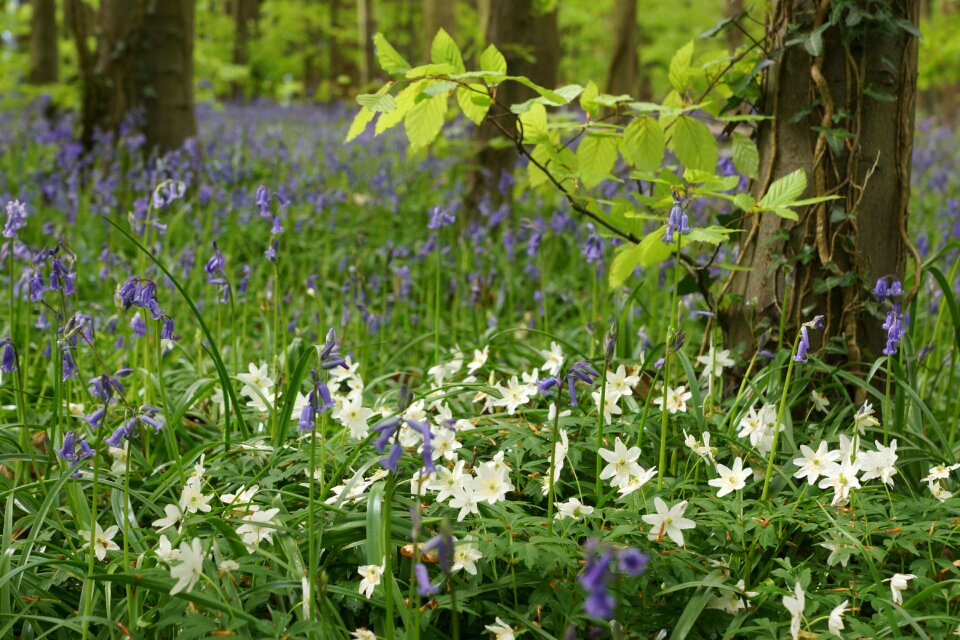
[345,107,375,143]
[518,103,549,143]
[376,81,422,135]
[757,168,807,210]
[356,92,397,113]
[576,133,619,189]
[430,28,465,73]
[609,243,645,288]
[479,43,507,75]
[669,115,717,173]
[456,85,491,125]
[669,40,695,92]
[580,80,600,115]
[404,93,446,150]
[622,117,665,172]
[373,33,410,74]
[732,132,759,179]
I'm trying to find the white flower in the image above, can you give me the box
[540,341,564,377]
[236,507,281,550]
[108,445,129,474]
[592,389,623,425]
[452,537,483,575]
[606,365,640,397]
[170,538,206,595]
[351,629,377,640]
[854,401,880,434]
[617,466,657,498]
[472,461,513,504]
[155,534,181,563]
[358,559,385,598]
[334,395,374,440]
[554,497,594,521]
[828,599,849,637]
[683,430,716,464]
[929,480,954,502]
[430,460,468,503]
[889,573,915,605]
[921,462,960,483]
[541,428,569,495]
[819,540,854,567]
[697,346,735,378]
[220,484,260,511]
[79,522,120,561]
[653,385,692,414]
[810,389,831,413]
[792,441,840,485]
[219,559,240,572]
[837,433,858,463]
[641,497,696,546]
[428,426,461,462]
[859,439,898,487]
[152,503,182,531]
[818,459,862,506]
[737,404,780,455]
[598,437,642,489]
[707,579,751,614]
[237,362,274,397]
[782,581,805,640]
[449,483,481,521]
[484,617,515,640]
[494,376,534,415]
[180,476,213,514]
[708,457,752,497]
[467,346,489,374]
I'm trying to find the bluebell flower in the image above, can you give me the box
[423,528,454,575]
[663,197,690,245]
[536,377,558,396]
[581,226,604,264]
[415,563,438,596]
[1,339,16,373]
[161,317,176,340]
[105,425,127,448]
[617,548,649,576]
[3,200,27,239]
[57,431,79,462]
[61,348,79,380]
[131,312,147,338]
[579,547,615,620]
[407,419,434,473]
[381,441,403,472]
[882,306,904,356]
[255,185,271,216]
[604,323,617,362]
[872,277,889,302]
[793,326,810,362]
[427,206,455,230]
[373,416,401,453]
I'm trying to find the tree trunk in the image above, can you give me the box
[466,0,561,212]
[29,0,59,84]
[722,0,920,363]
[69,0,140,150]
[605,0,638,97]
[140,0,197,153]
[230,0,259,100]
[422,0,456,62]
[356,0,376,86]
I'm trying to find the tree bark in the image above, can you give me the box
[356,0,376,86]
[422,0,456,62]
[466,0,561,212]
[605,0,638,97]
[29,0,59,84]
[141,0,198,153]
[722,0,920,363]
[230,0,259,100]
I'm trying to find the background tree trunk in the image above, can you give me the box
[722,0,920,363]
[356,0,376,86]
[29,0,59,84]
[422,0,456,61]
[141,0,198,153]
[230,0,259,100]
[605,0,638,97]
[466,0,560,213]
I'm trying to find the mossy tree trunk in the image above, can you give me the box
[722,0,920,363]
[29,0,59,84]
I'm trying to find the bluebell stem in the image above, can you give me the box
[604,322,617,362]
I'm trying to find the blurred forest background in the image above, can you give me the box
[2,0,957,123]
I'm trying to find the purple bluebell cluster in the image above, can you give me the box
[793,315,825,363]
[1,338,16,372]
[578,539,649,620]
[4,200,27,239]
[538,359,600,407]
[663,196,690,245]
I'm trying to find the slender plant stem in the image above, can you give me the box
[595,361,609,504]
[760,332,799,501]
[657,236,683,490]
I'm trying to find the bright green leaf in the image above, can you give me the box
[687,225,736,245]
[669,115,717,173]
[528,144,552,187]
[376,81,422,135]
[609,244,645,288]
[732,132,759,179]
[405,63,457,78]
[479,43,507,75]
[733,193,755,211]
[456,84,491,125]
[757,168,807,210]
[345,107,375,143]
[669,41,695,92]
[580,80,600,115]
[621,117,665,172]
[356,92,398,113]
[518,103,549,143]
[404,93,447,150]
[576,134,619,189]
[373,33,410,75]
[430,28,465,73]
